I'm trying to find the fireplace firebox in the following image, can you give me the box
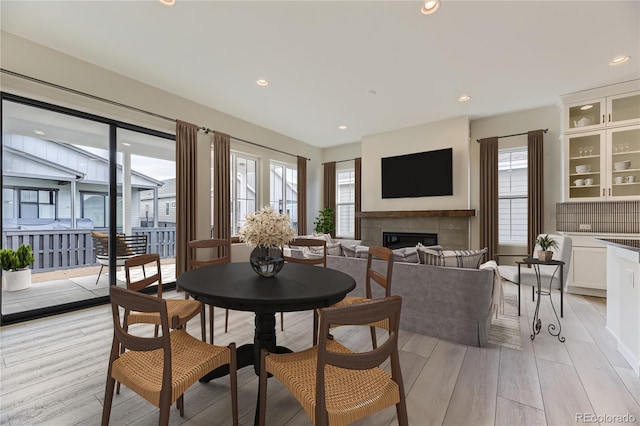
[382,232,437,250]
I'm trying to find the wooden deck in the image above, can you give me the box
[1,261,176,315]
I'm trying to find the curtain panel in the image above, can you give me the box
[528,129,544,248]
[354,157,362,240]
[213,132,231,247]
[479,137,499,261]
[175,120,198,278]
[297,156,307,235]
[323,162,336,237]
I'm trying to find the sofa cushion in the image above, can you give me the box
[419,247,487,269]
[354,245,370,258]
[392,247,420,263]
[309,242,342,256]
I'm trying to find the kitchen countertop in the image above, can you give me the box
[595,238,640,253]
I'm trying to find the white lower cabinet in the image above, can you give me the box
[567,235,607,292]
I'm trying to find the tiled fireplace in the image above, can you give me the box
[359,210,474,250]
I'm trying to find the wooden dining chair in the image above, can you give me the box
[329,245,394,349]
[186,238,231,344]
[258,296,407,426]
[102,286,238,426]
[124,253,205,341]
[283,237,327,341]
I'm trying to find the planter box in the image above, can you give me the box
[2,269,32,292]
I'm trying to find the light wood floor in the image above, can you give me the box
[1,285,639,426]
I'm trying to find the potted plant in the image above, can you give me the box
[313,207,335,235]
[1,243,36,291]
[534,235,558,262]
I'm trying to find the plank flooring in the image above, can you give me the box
[1,284,640,425]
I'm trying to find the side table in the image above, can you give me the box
[518,258,565,342]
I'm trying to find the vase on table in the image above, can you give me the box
[250,246,284,277]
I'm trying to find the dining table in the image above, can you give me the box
[176,261,356,380]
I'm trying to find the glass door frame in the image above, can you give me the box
[1,92,175,325]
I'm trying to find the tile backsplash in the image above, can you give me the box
[556,201,640,234]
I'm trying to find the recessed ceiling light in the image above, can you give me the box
[122,142,131,146]
[458,95,471,102]
[610,56,630,66]
[158,0,175,6]
[256,79,269,86]
[338,125,347,130]
[33,130,45,135]
[580,104,593,111]
[421,0,440,15]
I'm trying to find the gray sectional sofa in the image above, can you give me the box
[326,254,495,347]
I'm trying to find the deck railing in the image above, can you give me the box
[1,227,177,273]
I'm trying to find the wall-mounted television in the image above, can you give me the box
[381,148,453,198]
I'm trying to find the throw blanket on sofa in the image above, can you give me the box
[480,260,504,318]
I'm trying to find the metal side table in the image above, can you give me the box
[518,258,565,342]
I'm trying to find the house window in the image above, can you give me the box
[18,189,57,219]
[498,148,528,244]
[336,169,355,238]
[81,192,122,228]
[270,161,297,232]
[231,153,257,235]
[165,202,170,216]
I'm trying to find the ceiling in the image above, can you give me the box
[1,1,639,148]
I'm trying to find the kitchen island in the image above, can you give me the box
[597,238,640,377]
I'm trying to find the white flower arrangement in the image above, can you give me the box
[238,205,295,248]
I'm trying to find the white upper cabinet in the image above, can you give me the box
[564,91,640,133]
[608,92,640,127]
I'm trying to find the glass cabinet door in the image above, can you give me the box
[608,92,640,127]
[565,99,605,133]
[609,125,640,198]
[567,131,605,199]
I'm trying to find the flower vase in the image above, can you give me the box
[250,246,284,277]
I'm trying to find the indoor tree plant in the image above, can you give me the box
[1,243,36,291]
[313,207,335,235]
[534,234,558,262]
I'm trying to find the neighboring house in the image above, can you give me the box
[140,177,176,227]
[2,134,163,230]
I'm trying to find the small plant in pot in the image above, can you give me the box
[1,244,36,292]
[313,207,335,235]
[534,235,558,262]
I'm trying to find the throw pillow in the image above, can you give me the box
[392,247,420,263]
[354,245,370,259]
[342,244,358,257]
[418,247,487,269]
[416,244,444,264]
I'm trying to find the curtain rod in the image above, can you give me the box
[199,126,309,161]
[321,158,358,165]
[476,128,548,143]
[1,68,310,161]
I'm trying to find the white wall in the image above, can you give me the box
[361,116,470,212]
[469,105,563,252]
[0,32,323,235]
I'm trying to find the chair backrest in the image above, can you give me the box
[283,238,327,267]
[92,232,148,258]
[125,253,163,296]
[366,246,394,298]
[532,234,573,283]
[188,239,231,270]
[315,296,404,424]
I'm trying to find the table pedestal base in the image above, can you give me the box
[199,312,293,382]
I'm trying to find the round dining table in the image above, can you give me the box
[176,262,356,379]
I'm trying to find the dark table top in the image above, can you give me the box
[518,257,565,266]
[177,262,356,313]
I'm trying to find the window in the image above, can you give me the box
[231,153,257,235]
[165,202,170,216]
[81,192,122,228]
[336,168,355,238]
[270,161,297,232]
[18,189,57,219]
[498,148,528,244]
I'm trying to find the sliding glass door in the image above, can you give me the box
[1,94,175,324]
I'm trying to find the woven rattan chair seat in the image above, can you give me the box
[127,299,202,326]
[265,339,400,425]
[112,329,230,407]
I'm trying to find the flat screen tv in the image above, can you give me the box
[381,148,453,198]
